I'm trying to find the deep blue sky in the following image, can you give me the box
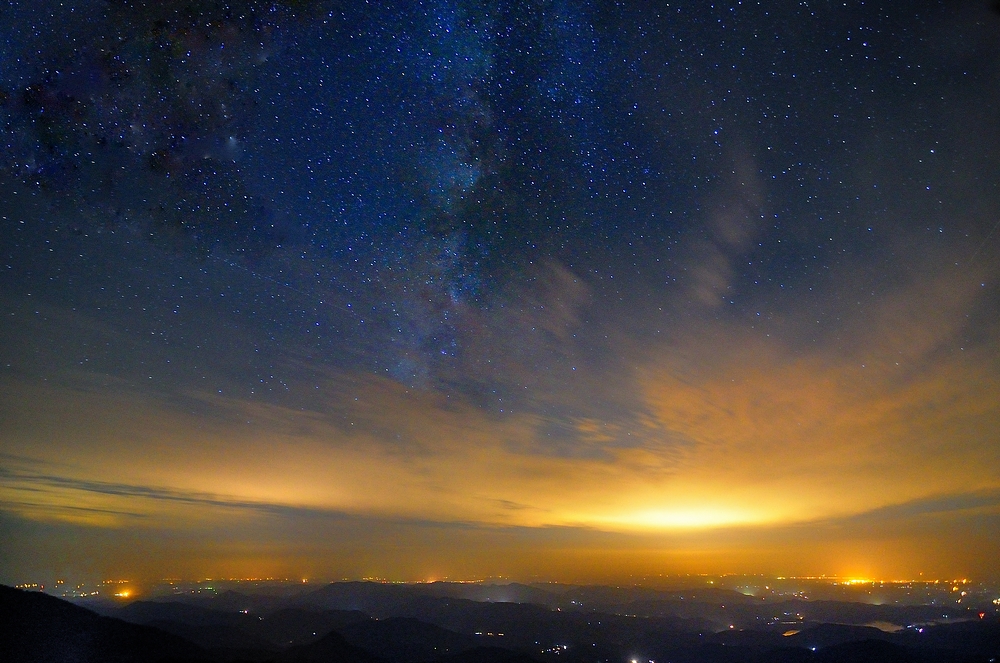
[1,0,999,583]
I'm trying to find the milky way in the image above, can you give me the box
[2,0,1000,582]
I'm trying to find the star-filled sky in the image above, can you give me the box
[1,0,1000,584]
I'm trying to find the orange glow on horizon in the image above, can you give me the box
[1,259,999,582]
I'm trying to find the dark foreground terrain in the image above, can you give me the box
[3,582,1000,663]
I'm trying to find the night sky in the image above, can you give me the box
[2,0,1000,584]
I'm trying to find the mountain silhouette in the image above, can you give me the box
[0,585,206,663]
[6,581,1000,663]
[258,607,372,647]
[338,616,482,662]
[277,628,385,663]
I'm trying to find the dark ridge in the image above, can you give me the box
[277,628,386,663]
[116,599,371,649]
[142,618,277,653]
[0,584,207,663]
[338,616,482,663]
[426,646,542,663]
[258,607,372,647]
[295,581,426,616]
[117,599,247,627]
[788,623,896,649]
[899,619,1000,658]
[813,638,916,663]
[148,590,295,614]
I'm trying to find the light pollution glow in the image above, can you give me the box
[2,250,999,583]
[1,0,1000,587]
